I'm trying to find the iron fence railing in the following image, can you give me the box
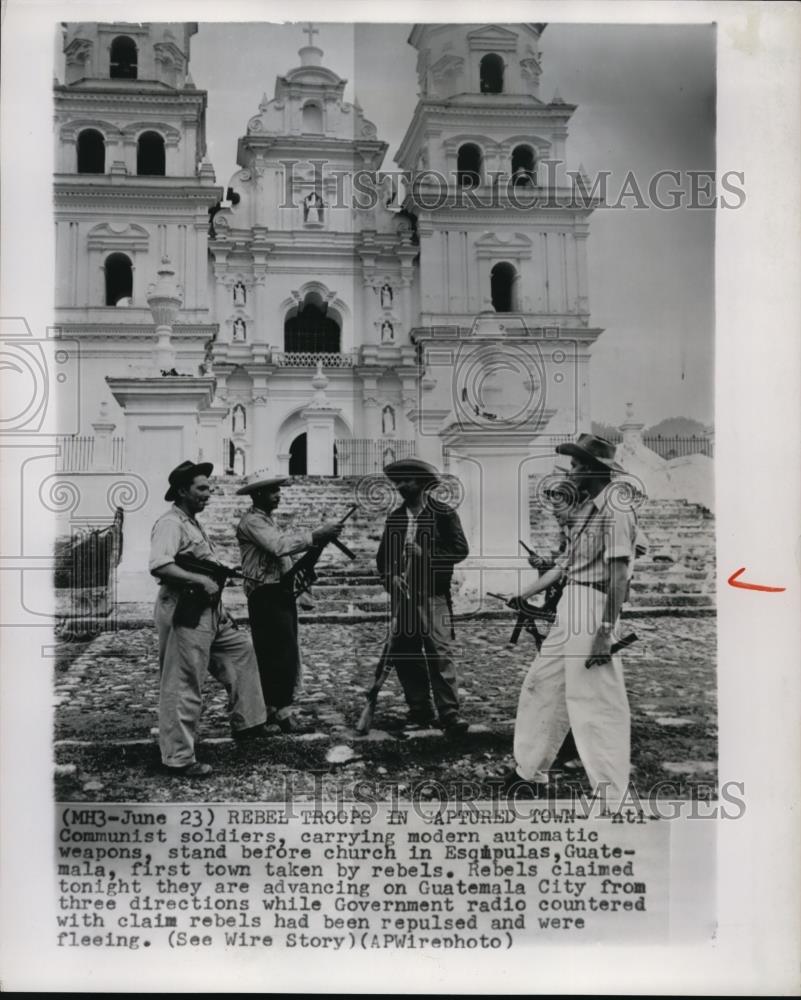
[272,351,357,368]
[56,436,125,471]
[335,438,416,477]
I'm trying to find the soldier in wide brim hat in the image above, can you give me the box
[151,458,269,777]
[235,470,343,733]
[164,460,214,502]
[555,432,625,473]
[383,457,440,487]
[376,455,470,736]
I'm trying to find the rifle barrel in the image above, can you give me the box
[331,537,357,560]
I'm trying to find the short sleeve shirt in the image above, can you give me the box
[566,484,636,587]
[149,505,216,581]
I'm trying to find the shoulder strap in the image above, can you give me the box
[564,501,600,563]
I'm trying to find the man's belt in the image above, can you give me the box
[570,580,608,594]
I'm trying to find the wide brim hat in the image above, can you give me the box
[555,433,625,473]
[236,472,290,496]
[165,460,214,501]
[383,458,440,486]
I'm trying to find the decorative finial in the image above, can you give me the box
[312,359,327,389]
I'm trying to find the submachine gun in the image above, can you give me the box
[281,505,359,599]
[171,554,260,628]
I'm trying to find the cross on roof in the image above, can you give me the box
[303,22,318,46]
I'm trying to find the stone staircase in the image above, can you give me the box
[527,494,716,611]
[200,475,715,622]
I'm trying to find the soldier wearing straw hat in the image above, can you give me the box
[149,461,268,777]
[235,471,343,733]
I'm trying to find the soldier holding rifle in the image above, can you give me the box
[235,472,344,733]
[376,459,470,736]
[503,434,637,801]
[149,461,269,778]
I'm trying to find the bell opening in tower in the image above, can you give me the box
[479,53,504,94]
[104,253,133,306]
[137,132,166,176]
[77,129,105,174]
[512,145,536,187]
[457,143,482,189]
[490,261,518,312]
[110,36,138,79]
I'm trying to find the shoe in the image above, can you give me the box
[442,716,470,737]
[404,710,438,730]
[232,723,277,743]
[161,761,213,778]
[501,767,549,798]
[276,715,297,734]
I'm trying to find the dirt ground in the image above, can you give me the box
[53,613,717,804]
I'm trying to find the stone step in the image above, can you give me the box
[180,474,719,619]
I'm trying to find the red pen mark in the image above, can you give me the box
[727,567,786,593]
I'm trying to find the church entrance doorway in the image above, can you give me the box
[289,433,307,475]
[288,433,339,476]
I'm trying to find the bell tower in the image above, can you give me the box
[54,21,221,431]
[397,22,602,434]
[397,23,603,596]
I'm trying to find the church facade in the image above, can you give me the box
[54,21,600,481]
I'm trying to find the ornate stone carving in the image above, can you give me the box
[520,56,542,81]
[65,38,92,67]
[430,54,464,83]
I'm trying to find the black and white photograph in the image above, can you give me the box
[1,1,799,993]
[49,18,718,802]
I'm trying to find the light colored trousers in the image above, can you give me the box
[155,588,267,767]
[513,584,631,800]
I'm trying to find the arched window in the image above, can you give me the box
[137,131,166,176]
[301,102,323,133]
[104,253,133,306]
[110,36,138,80]
[511,145,536,186]
[289,433,307,476]
[491,261,518,313]
[480,53,504,94]
[457,143,482,189]
[77,129,105,174]
[284,297,341,353]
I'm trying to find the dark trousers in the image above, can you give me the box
[247,584,301,714]
[387,594,460,723]
[554,730,579,765]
